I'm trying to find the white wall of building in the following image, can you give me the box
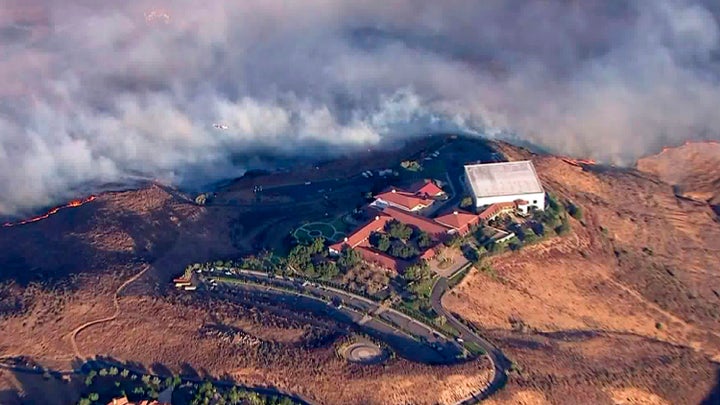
[473,192,546,211]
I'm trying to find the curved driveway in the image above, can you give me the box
[210,269,463,363]
[431,277,510,403]
[208,268,511,403]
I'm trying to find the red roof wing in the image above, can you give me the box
[434,210,479,230]
[382,206,450,238]
[375,190,433,211]
[332,215,391,251]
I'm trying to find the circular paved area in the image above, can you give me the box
[341,342,388,365]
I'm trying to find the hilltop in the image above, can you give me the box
[637,141,720,214]
[0,136,718,404]
[445,141,720,404]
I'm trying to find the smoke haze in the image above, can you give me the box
[1,0,720,215]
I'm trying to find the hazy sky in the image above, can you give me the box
[1,0,720,215]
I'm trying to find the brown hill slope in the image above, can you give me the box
[637,141,720,214]
[445,142,720,404]
[0,181,492,404]
[1,137,719,404]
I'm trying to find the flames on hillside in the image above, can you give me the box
[2,195,97,228]
[660,140,720,154]
[561,157,597,168]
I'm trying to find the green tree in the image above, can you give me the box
[109,366,119,376]
[387,220,412,240]
[462,244,481,263]
[377,234,391,252]
[417,231,433,248]
[444,233,462,248]
[99,368,108,377]
[317,261,339,279]
[120,368,130,378]
[338,247,361,271]
[85,370,97,386]
[555,215,571,235]
[567,203,583,220]
[88,393,99,401]
[522,228,539,243]
[489,241,506,254]
[78,399,91,405]
[370,232,391,252]
[310,237,326,255]
[404,261,430,282]
[460,196,474,208]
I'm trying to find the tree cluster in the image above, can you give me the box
[287,237,339,279]
[386,220,413,240]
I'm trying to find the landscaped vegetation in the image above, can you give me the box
[76,363,299,405]
[366,220,433,260]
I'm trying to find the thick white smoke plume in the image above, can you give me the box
[1,0,720,215]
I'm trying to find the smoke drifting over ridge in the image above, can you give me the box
[1,1,720,215]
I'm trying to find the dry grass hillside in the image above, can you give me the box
[1,137,719,404]
[0,181,492,404]
[444,142,720,404]
[637,141,720,211]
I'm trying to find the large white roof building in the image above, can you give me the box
[463,160,545,211]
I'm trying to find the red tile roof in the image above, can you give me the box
[329,215,391,252]
[434,210,479,232]
[409,180,444,197]
[374,189,433,211]
[420,248,436,260]
[356,246,405,272]
[382,206,450,239]
[478,202,516,221]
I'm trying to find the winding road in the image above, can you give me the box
[67,265,151,358]
[208,268,511,403]
[431,277,510,403]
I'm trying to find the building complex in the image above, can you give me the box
[330,161,546,273]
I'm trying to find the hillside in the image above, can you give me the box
[0,137,718,404]
[0,152,493,404]
[445,142,720,404]
[637,141,720,214]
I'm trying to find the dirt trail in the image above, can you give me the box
[67,265,150,358]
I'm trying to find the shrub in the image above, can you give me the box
[555,215,571,235]
[567,202,583,219]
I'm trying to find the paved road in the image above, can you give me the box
[206,268,511,402]
[207,269,463,363]
[431,277,510,403]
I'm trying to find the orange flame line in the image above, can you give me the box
[2,195,97,228]
[660,140,719,154]
[561,157,597,167]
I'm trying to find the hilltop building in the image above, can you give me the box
[369,179,444,212]
[464,161,545,213]
[408,179,445,198]
[434,210,480,235]
[371,188,433,212]
[328,215,391,255]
